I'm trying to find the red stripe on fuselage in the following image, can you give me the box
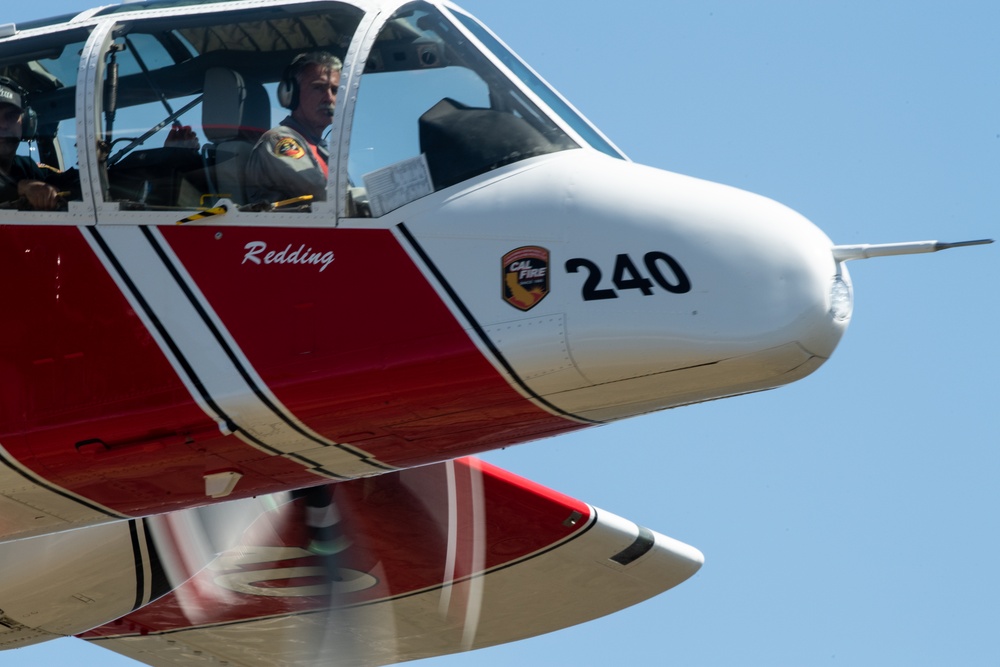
[1,223,580,520]
[0,227,339,518]
[158,225,581,469]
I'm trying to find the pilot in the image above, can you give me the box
[245,51,342,205]
[0,78,76,210]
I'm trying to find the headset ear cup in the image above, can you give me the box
[277,77,297,110]
[278,52,309,110]
[0,76,36,140]
[21,106,37,141]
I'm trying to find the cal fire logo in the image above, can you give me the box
[274,137,306,159]
[502,246,549,311]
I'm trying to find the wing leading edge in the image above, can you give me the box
[80,458,702,666]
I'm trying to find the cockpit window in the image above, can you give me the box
[346,2,578,217]
[99,4,362,211]
[450,10,626,161]
[0,27,91,212]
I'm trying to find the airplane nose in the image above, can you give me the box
[407,150,849,423]
[541,155,850,420]
[430,151,853,422]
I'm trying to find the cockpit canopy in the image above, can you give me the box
[0,0,618,217]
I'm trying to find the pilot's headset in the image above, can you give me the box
[0,76,38,141]
[276,54,310,111]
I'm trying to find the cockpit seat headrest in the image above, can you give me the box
[202,67,247,143]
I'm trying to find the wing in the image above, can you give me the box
[79,457,702,666]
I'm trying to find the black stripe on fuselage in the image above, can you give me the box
[0,449,123,518]
[87,227,353,480]
[396,223,601,426]
[86,228,279,454]
[140,227,394,473]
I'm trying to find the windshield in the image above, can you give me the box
[347,2,579,217]
[449,9,625,161]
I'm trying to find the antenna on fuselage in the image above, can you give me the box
[832,238,993,262]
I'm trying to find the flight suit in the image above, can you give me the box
[245,116,329,204]
[0,155,79,207]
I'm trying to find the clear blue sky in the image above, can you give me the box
[6,1,998,665]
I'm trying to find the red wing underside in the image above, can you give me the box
[80,458,701,666]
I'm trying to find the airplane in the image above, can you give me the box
[0,0,993,665]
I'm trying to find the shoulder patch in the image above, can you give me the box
[275,137,306,159]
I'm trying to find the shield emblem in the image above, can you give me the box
[502,246,550,311]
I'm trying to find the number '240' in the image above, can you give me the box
[565,252,691,301]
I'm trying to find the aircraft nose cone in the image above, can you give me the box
[542,154,851,420]
[407,150,849,423]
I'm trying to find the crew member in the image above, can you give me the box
[245,52,342,204]
[0,78,74,210]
